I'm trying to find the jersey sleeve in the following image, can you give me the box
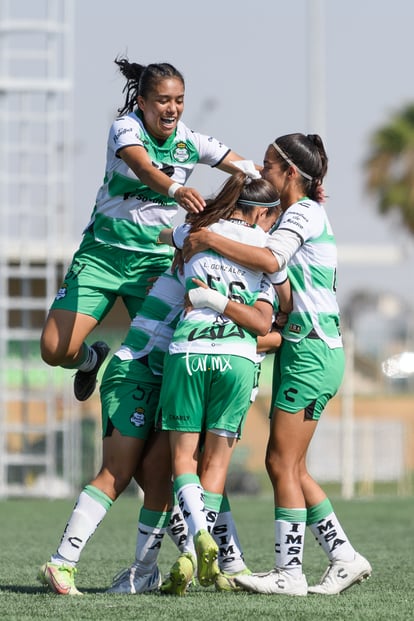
[257,274,276,305]
[266,266,288,285]
[109,115,144,156]
[277,199,325,242]
[189,130,231,167]
[172,223,191,249]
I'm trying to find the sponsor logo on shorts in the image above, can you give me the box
[55,284,68,301]
[168,414,190,422]
[130,407,145,427]
[184,352,233,376]
[283,387,298,403]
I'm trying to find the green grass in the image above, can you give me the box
[0,495,413,620]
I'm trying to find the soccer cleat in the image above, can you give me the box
[307,552,372,595]
[215,567,252,592]
[234,568,308,596]
[160,553,196,596]
[194,529,220,587]
[74,341,110,401]
[106,564,161,594]
[37,562,82,595]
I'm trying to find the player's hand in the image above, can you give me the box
[184,278,209,313]
[174,186,206,213]
[182,228,210,262]
[191,278,208,289]
[274,311,289,327]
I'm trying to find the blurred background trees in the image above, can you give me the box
[365,102,414,234]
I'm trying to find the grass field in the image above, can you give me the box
[0,494,413,620]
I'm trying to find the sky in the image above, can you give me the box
[71,0,414,314]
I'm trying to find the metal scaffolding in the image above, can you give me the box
[0,0,79,498]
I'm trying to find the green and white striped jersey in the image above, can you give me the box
[169,219,275,362]
[115,267,185,375]
[114,220,282,374]
[88,110,230,253]
[268,198,342,348]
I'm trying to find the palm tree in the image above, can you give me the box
[364,103,414,234]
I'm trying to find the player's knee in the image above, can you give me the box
[265,453,277,480]
[265,451,285,482]
[40,343,63,366]
[40,331,83,366]
[91,470,133,500]
[40,340,69,366]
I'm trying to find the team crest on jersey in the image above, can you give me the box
[173,142,190,162]
[55,283,68,301]
[130,407,145,428]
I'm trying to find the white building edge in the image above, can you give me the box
[0,0,80,498]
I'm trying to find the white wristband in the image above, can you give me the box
[188,287,228,314]
[168,182,183,198]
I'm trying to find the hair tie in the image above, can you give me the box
[238,198,280,208]
[272,142,313,181]
[232,160,262,184]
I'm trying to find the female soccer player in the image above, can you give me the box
[38,164,290,596]
[181,134,372,596]
[157,165,288,594]
[40,57,246,402]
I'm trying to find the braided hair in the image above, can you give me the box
[114,57,185,115]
